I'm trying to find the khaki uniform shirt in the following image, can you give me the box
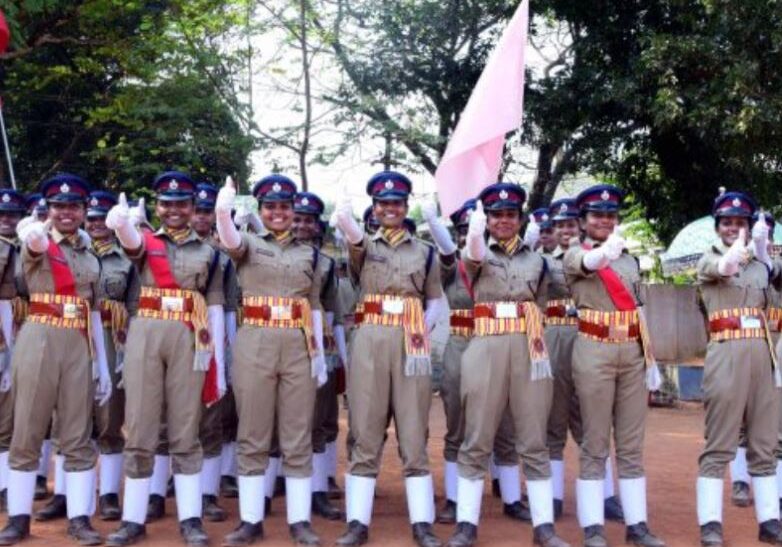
[564,237,642,310]
[224,230,321,308]
[348,232,442,302]
[0,237,19,300]
[442,255,473,311]
[205,235,240,313]
[96,241,140,315]
[465,239,547,306]
[22,229,100,306]
[544,246,572,302]
[697,243,772,314]
[129,228,223,306]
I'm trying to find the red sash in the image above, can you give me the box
[582,243,636,311]
[457,259,475,302]
[47,239,78,297]
[143,232,219,406]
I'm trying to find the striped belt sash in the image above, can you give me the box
[767,307,782,333]
[577,309,640,343]
[708,307,767,341]
[449,309,474,337]
[242,295,316,358]
[28,292,93,357]
[546,298,578,326]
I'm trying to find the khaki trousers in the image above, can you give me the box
[545,325,582,460]
[233,326,315,477]
[457,333,552,480]
[0,387,13,452]
[199,402,224,459]
[123,318,205,478]
[221,389,237,443]
[700,338,778,478]
[93,328,125,454]
[348,324,431,478]
[313,370,338,453]
[441,334,518,465]
[573,336,646,480]
[10,323,95,472]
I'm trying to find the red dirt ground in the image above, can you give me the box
[19,401,758,546]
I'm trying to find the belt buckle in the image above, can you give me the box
[382,299,404,315]
[740,315,762,330]
[608,323,629,339]
[566,305,578,318]
[495,303,518,319]
[161,296,184,313]
[62,303,81,320]
[270,305,292,321]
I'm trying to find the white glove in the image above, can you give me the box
[334,324,349,370]
[18,217,50,254]
[91,310,112,406]
[128,197,147,227]
[465,200,487,262]
[718,228,747,276]
[583,246,610,271]
[423,200,457,256]
[234,202,251,229]
[424,296,446,332]
[752,215,772,268]
[311,310,327,386]
[216,178,241,249]
[208,304,226,399]
[523,215,540,248]
[334,197,363,245]
[106,193,142,250]
[0,367,10,393]
[0,300,15,353]
[603,225,626,261]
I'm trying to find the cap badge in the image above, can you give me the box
[601,190,610,201]
[542,214,549,222]
[560,203,568,213]
[732,197,741,208]
[499,190,509,200]
[272,182,282,193]
[38,198,46,207]
[384,180,394,190]
[301,197,309,206]
[60,183,71,194]
[169,180,179,190]
[90,197,99,206]
[1,194,10,204]
[198,190,207,200]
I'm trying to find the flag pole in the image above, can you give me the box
[0,98,16,189]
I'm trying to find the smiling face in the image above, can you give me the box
[0,211,23,238]
[85,214,112,241]
[553,218,580,248]
[580,211,618,242]
[487,208,521,242]
[156,199,194,230]
[191,207,216,238]
[539,226,556,252]
[372,199,408,229]
[292,213,320,241]
[716,216,750,247]
[49,202,86,235]
[261,200,294,233]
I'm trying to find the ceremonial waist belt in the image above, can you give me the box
[28,293,94,357]
[473,302,528,335]
[357,294,430,376]
[578,309,640,343]
[242,295,316,358]
[546,298,578,326]
[767,308,782,333]
[100,299,129,347]
[708,307,767,341]
[449,309,474,337]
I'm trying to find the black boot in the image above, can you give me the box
[437,500,456,524]
[700,521,723,546]
[604,494,625,522]
[445,522,477,547]
[264,496,272,516]
[99,493,121,521]
[626,522,666,547]
[105,521,146,546]
[223,521,264,546]
[34,493,66,521]
[274,476,286,498]
[166,476,175,498]
[220,475,238,498]
[759,519,782,545]
[179,517,208,546]
[67,515,102,546]
[533,523,569,547]
[146,494,165,522]
[289,521,320,545]
[33,476,48,501]
[0,491,6,514]
[0,515,30,545]
[491,479,500,498]
[312,492,342,520]
[202,494,227,522]
[335,520,368,546]
[732,481,751,508]
[583,525,608,547]
[553,499,563,520]
[412,522,441,547]
[503,500,531,522]
[327,477,342,500]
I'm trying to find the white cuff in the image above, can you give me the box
[114,222,142,251]
[208,305,226,394]
[216,210,241,250]
[90,310,109,381]
[583,247,610,271]
[427,217,457,256]
[465,230,486,262]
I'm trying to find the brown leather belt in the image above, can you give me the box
[244,303,304,321]
[709,315,764,333]
[139,295,194,314]
[474,303,525,319]
[578,320,639,340]
[29,301,86,321]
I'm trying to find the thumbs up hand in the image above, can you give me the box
[216,176,237,217]
[106,192,130,231]
[468,200,487,238]
[603,225,626,261]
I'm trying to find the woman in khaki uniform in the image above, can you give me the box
[333,171,443,547]
[445,183,566,547]
[215,175,326,546]
[564,184,664,547]
[85,191,139,521]
[0,175,111,546]
[104,171,225,547]
[696,192,782,546]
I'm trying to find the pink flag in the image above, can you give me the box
[434,0,529,215]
